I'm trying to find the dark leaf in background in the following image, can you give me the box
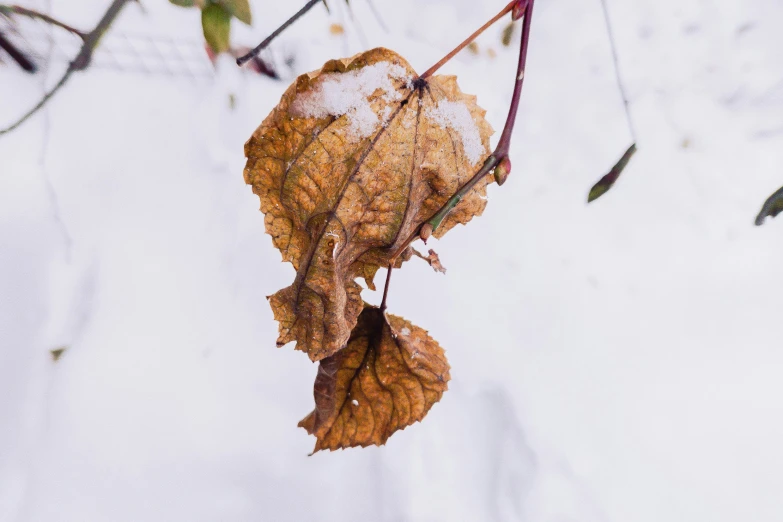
[588,143,637,203]
[755,185,783,226]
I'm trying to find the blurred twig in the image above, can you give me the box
[0,29,36,71]
[0,0,132,136]
[0,4,87,39]
[586,0,638,203]
[599,0,636,141]
[237,0,324,67]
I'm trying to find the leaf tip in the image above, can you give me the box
[755,185,783,226]
[587,143,637,204]
[493,156,511,186]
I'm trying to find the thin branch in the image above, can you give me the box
[419,0,517,80]
[386,0,534,301]
[584,0,638,203]
[237,0,324,67]
[0,0,131,136]
[0,4,87,40]
[379,264,393,312]
[0,69,73,134]
[599,0,636,141]
[424,0,534,234]
[0,30,37,72]
[71,0,129,71]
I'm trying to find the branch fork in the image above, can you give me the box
[381,0,534,309]
[0,0,132,135]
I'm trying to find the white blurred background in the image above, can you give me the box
[1,1,783,521]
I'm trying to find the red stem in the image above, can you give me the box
[387,0,535,264]
[419,0,517,80]
[495,0,533,157]
[423,0,534,233]
[379,264,393,312]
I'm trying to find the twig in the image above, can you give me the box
[387,0,534,289]
[419,0,517,80]
[584,0,638,203]
[0,30,36,72]
[379,264,393,312]
[237,0,324,67]
[425,0,534,232]
[0,4,87,40]
[599,0,636,141]
[0,0,131,136]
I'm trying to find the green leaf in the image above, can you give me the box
[169,0,197,7]
[588,143,637,203]
[755,185,783,226]
[218,0,252,25]
[202,3,231,54]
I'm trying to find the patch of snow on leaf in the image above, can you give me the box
[291,61,410,139]
[425,100,486,165]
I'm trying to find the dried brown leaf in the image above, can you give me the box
[412,247,446,273]
[244,48,493,361]
[299,305,450,452]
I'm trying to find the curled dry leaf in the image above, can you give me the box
[244,48,493,361]
[299,305,450,452]
[412,247,447,273]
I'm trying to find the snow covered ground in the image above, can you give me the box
[2,0,783,521]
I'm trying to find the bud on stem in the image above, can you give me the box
[493,156,512,186]
[512,0,528,21]
[420,223,433,242]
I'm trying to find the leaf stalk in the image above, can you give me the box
[386,0,534,299]
[425,0,534,234]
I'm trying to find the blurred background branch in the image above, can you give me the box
[0,0,132,136]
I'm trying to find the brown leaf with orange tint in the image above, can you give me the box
[412,247,447,274]
[298,305,450,452]
[244,47,493,361]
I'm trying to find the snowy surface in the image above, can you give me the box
[291,60,410,139]
[425,99,487,165]
[1,0,783,521]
